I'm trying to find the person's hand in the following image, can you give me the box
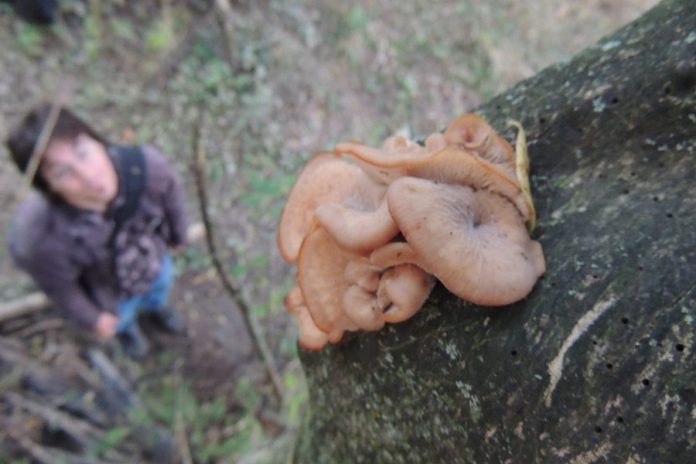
[94,313,119,339]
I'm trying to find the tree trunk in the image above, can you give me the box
[296,0,696,462]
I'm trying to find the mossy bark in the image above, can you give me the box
[295,0,696,462]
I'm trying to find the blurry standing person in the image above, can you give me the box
[5,103,188,358]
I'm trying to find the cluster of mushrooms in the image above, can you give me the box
[277,114,546,350]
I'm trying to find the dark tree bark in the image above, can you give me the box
[296,0,696,462]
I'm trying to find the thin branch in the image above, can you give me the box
[3,392,98,448]
[0,292,49,323]
[18,100,62,201]
[6,428,106,464]
[175,386,194,464]
[190,124,285,406]
[214,0,237,67]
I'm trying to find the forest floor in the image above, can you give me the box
[0,0,658,462]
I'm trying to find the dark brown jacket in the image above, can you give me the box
[7,145,188,328]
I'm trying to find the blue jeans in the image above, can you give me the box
[116,254,173,333]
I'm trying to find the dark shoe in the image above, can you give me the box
[117,325,150,359]
[151,307,186,334]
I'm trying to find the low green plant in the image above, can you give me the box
[145,17,175,53]
[90,426,130,458]
[15,23,44,56]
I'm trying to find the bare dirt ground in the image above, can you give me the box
[0,0,659,461]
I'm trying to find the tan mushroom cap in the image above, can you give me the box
[443,114,516,178]
[385,176,545,306]
[284,287,330,350]
[296,225,363,336]
[277,153,367,263]
[337,139,532,221]
[335,132,449,186]
[314,179,399,253]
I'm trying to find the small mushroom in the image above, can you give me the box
[377,264,436,323]
[443,114,516,178]
[342,285,386,331]
[284,287,330,350]
[277,153,366,262]
[277,152,399,260]
[295,224,365,338]
[382,176,545,306]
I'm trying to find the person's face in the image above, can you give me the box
[40,134,118,211]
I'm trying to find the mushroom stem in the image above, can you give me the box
[369,242,421,268]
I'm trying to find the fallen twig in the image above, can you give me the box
[0,292,49,323]
[88,349,140,409]
[6,428,106,464]
[13,317,64,338]
[190,124,285,406]
[4,392,98,449]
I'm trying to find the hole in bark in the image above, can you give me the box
[539,117,546,124]
[616,416,624,424]
[638,265,644,271]
[666,213,674,218]
[642,378,651,387]
[664,85,672,95]
[676,344,685,352]
[621,317,630,324]
[630,171,636,177]
[622,189,630,195]
[592,340,598,346]
[605,363,613,370]
[658,162,666,168]
[511,350,518,357]
[592,274,599,279]
[653,196,660,202]
[595,426,603,433]
[673,71,696,95]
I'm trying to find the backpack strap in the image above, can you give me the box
[108,145,147,249]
